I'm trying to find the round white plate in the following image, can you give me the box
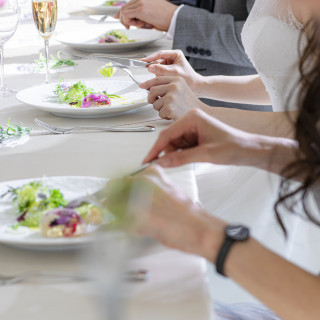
[0,176,107,251]
[16,79,148,119]
[56,28,165,53]
[86,5,123,16]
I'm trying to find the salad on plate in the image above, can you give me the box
[104,1,126,6]
[99,30,136,44]
[1,181,106,238]
[54,81,120,108]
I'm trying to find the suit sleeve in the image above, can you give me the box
[172,5,252,68]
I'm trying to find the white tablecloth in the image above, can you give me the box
[0,17,214,320]
[0,246,214,320]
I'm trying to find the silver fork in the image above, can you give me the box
[100,63,143,86]
[59,51,146,61]
[118,66,142,86]
[0,270,149,286]
[34,119,155,134]
[0,271,89,286]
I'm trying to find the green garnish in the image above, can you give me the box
[101,90,120,99]
[34,51,76,70]
[99,62,116,78]
[0,120,31,145]
[105,1,118,5]
[105,94,121,99]
[108,30,129,41]
[55,81,94,108]
[1,181,67,228]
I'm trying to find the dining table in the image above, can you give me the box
[0,10,216,320]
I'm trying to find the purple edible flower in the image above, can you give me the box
[17,210,27,222]
[49,211,78,227]
[99,35,119,43]
[81,94,111,108]
[59,83,70,92]
[44,208,83,237]
[113,2,126,6]
[38,193,47,200]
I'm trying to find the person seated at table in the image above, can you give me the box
[114,0,271,111]
[133,0,308,140]
[106,13,320,318]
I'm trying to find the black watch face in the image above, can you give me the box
[226,225,250,241]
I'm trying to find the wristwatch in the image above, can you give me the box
[216,225,250,277]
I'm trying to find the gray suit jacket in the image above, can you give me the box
[173,0,272,111]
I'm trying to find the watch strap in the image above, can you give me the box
[216,237,235,277]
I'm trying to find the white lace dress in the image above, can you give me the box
[242,0,304,111]
[197,0,308,266]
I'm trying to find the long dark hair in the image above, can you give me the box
[275,20,320,235]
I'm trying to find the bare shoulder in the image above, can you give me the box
[290,1,312,25]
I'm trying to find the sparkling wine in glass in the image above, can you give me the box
[32,0,57,83]
[0,0,20,97]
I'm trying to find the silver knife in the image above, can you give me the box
[93,55,153,68]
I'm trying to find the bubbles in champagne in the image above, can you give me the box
[32,0,57,40]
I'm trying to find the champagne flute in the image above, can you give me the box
[0,0,20,97]
[32,0,57,84]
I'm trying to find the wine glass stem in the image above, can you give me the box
[0,45,6,96]
[44,39,50,84]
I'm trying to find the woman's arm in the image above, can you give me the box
[143,109,298,177]
[108,166,320,320]
[142,50,271,105]
[203,223,320,320]
[204,106,297,138]
[243,134,298,176]
[141,76,296,136]
[196,74,271,105]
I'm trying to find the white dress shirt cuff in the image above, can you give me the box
[167,5,184,40]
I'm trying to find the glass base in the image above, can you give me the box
[1,86,17,97]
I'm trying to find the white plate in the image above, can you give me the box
[0,176,107,251]
[86,4,123,16]
[56,28,165,53]
[16,79,148,119]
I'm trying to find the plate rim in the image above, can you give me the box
[56,28,166,48]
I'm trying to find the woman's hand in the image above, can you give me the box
[143,109,255,167]
[140,76,206,120]
[106,165,225,260]
[142,50,204,94]
[107,166,320,320]
[143,109,299,175]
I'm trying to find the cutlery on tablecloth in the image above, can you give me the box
[65,162,154,209]
[59,51,146,61]
[34,118,155,134]
[0,269,149,286]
